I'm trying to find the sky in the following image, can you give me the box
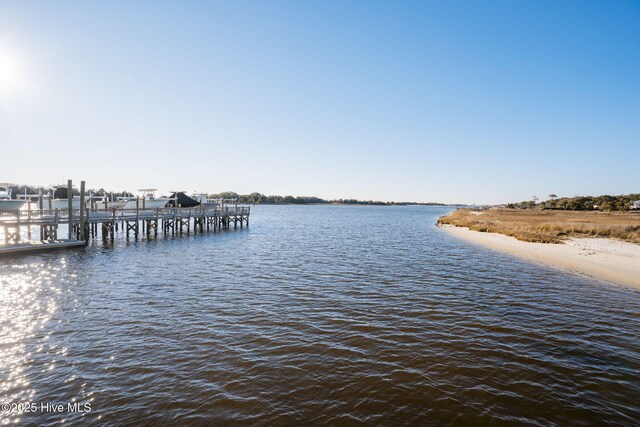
[0,0,638,204]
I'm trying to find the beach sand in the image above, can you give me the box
[440,224,640,289]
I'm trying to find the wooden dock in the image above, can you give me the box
[1,179,251,256]
[0,205,250,251]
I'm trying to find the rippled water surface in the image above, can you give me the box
[1,205,639,425]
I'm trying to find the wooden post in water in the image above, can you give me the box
[111,208,115,241]
[79,181,86,242]
[27,202,32,239]
[15,209,21,242]
[135,197,139,238]
[54,208,59,240]
[67,180,73,239]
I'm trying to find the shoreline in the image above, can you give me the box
[439,224,640,289]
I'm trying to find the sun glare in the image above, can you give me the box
[0,45,28,98]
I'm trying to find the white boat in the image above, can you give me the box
[123,198,170,209]
[192,193,219,208]
[0,185,27,211]
[49,186,81,210]
[123,189,170,209]
[107,197,134,209]
[50,196,81,210]
[86,195,107,209]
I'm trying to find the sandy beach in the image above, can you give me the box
[440,225,640,289]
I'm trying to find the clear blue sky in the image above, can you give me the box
[0,0,638,204]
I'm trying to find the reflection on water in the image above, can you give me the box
[0,261,67,424]
[0,206,638,425]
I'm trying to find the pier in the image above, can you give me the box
[1,205,249,242]
[0,180,251,256]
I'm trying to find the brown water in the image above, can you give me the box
[1,205,639,425]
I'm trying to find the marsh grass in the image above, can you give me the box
[438,209,640,244]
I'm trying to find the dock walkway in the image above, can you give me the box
[0,239,86,256]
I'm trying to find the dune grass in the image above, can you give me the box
[437,209,640,244]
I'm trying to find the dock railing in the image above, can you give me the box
[0,208,65,225]
[86,205,250,222]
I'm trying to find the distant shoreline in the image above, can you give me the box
[439,224,640,289]
[6,184,459,207]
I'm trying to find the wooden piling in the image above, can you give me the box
[79,181,86,242]
[67,180,73,239]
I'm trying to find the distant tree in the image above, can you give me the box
[548,194,557,199]
[599,201,613,211]
[248,192,263,204]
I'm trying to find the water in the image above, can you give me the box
[1,205,638,425]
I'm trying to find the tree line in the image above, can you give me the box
[7,185,447,206]
[506,194,640,211]
[207,192,446,206]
